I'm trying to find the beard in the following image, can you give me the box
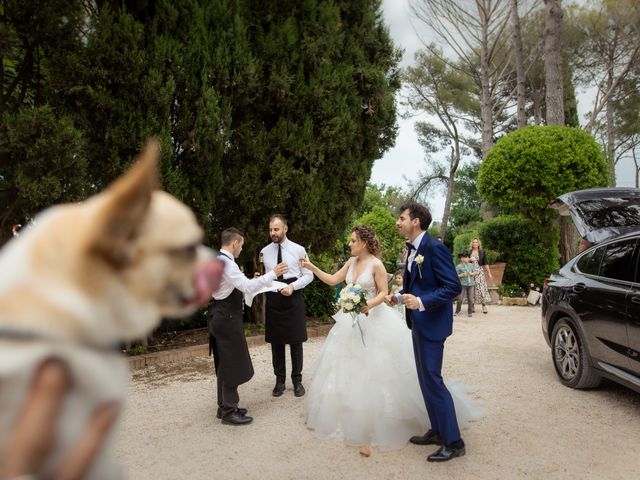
[271,234,284,243]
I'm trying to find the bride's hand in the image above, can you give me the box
[299,258,315,271]
[360,303,371,315]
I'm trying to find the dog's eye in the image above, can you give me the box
[170,244,198,259]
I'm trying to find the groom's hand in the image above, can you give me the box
[384,294,397,306]
[401,294,420,310]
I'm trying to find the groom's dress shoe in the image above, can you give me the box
[221,411,253,426]
[272,382,285,397]
[410,430,442,445]
[427,439,465,462]
[293,383,305,397]
[217,407,247,419]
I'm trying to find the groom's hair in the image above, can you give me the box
[221,227,244,246]
[399,202,432,230]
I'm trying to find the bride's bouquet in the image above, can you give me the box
[338,283,368,315]
[338,283,368,347]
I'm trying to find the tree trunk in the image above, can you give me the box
[511,0,526,129]
[544,0,564,125]
[478,0,494,157]
[634,149,639,188]
[606,66,616,186]
[440,169,456,240]
[559,216,578,264]
[532,88,543,125]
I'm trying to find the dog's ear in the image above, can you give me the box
[90,138,161,267]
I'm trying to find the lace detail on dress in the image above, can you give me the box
[346,258,377,301]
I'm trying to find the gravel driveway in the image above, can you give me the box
[114,306,640,480]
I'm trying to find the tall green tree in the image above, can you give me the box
[214,0,401,263]
[403,48,479,239]
[449,162,482,231]
[0,0,87,241]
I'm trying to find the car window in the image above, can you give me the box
[574,198,640,230]
[599,239,638,282]
[576,247,604,275]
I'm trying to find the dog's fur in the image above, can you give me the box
[0,140,223,478]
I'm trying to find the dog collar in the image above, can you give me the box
[0,327,122,354]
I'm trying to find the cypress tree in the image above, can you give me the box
[214,0,401,261]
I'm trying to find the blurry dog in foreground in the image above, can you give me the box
[0,140,224,479]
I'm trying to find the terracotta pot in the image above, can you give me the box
[485,262,506,288]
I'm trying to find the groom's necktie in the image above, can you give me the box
[406,242,415,272]
[277,244,284,280]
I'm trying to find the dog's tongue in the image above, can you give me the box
[194,259,225,305]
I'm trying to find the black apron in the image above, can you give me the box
[208,288,254,386]
[265,277,307,344]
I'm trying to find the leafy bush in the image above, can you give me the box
[354,205,404,273]
[478,126,609,224]
[303,251,340,319]
[484,249,501,265]
[478,215,559,290]
[452,231,479,259]
[498,283,526,298]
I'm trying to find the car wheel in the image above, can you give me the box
[551,318,601,389]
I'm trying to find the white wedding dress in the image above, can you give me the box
[305,259,484,451]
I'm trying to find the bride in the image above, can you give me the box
[301,225,483,451]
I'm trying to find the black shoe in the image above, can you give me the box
[427,439,465,462]
[221,411,253,426]
[410,430,442,446]
[293,383,305,397]
[272,381,285,397]
[216,407,247,419]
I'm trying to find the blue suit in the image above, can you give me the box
[402,233,462,446]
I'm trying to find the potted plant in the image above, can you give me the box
[484,249,506,288]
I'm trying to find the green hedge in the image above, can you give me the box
[478,215,559,290]
[452,231,479,260]
[303,252,340,319]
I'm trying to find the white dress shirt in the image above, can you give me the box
[213,248,277,300]
[397,231,427,311]
[260,238,313,291]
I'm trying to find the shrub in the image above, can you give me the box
[354,205,404,273]
[452,231,479,259]
[478,215,559,290]
[303,251,340,319]
[478,126,609,224]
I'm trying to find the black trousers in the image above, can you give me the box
[216,376,239,416]
[271,343,303,384]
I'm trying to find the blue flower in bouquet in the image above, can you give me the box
[338,283,368,315]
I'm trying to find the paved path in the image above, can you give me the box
[114,306,640,479]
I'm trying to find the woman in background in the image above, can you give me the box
[468,238,493,314]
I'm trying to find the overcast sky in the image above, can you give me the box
[373,0,635,222]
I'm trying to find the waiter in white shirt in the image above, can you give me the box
[209,228,288,425]
[260,214,313,398]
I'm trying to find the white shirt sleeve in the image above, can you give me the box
[227,262,277,295]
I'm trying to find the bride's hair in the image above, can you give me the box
[352,224,382,258]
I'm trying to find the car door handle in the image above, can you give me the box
[631,296,640,305]
[572,283,586,293]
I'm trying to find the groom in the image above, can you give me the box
[387,202,465,462]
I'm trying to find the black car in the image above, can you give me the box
[542,188,640,392]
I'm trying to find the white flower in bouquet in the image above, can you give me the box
[338,283,369,346]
